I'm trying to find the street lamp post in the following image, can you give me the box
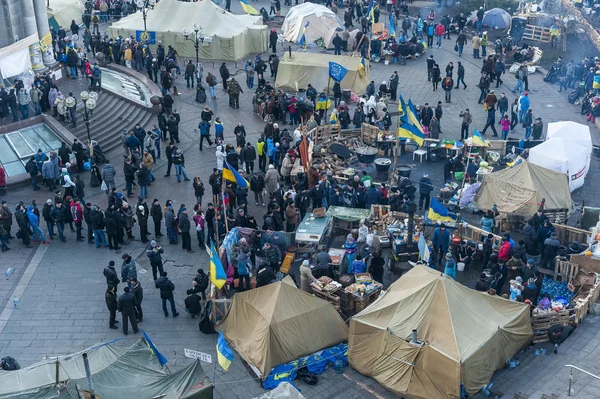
[136,0,156,41]
[183,23,205,66]
[80,91,99,187]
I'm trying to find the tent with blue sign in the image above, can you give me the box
[275,52,370,93]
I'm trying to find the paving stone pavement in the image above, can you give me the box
[2,1,600,397]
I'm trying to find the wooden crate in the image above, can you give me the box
[531,310,570,343]
[544,209,570,225]
[553,259,579,283]
[312,287,341,311]
[460,223,503,246]
[335,289,354,313]
[279,252,295,274]
[570,255,600,274]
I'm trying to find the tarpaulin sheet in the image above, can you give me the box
[327,206,372,222]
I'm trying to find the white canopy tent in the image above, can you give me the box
[107,0,267,61]
[545,121,592,154]
[281,3,343,48]
[529,138,591,192]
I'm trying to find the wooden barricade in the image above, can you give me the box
[553,258,579,283]
[523,24,551,42]
[553,224,592,246]
[458,223,503,247]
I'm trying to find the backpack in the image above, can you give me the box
[60,175,66,186]
[93,67,101,78]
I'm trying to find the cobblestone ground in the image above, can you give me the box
[1,1,600,398]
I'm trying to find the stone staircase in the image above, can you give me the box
[57,92,154,154]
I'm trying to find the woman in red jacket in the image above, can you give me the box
[498,236,512,263]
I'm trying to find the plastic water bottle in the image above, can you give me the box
[5,268,14,279]
[12,297,18,308]
[333,359,344,374]
[554,344,558,354]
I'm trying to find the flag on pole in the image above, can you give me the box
[239,0,259,15]
[298,21,310,46]
[366,0,375,24]
[417,232,430,263]
[209,243,227,289]
[397,96,425,146]
[427,198,457,223]
[216,331,234,371]
[222,161,249,189]
[389,12,396,37]
[407,99,425,136]
[328,62,349,82]
[142,330,168,366]
[357,57,366,76]
[471,129,490,147]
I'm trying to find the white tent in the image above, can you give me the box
[529,139,591,192]
[546,121,592,154]
[47,0,85,30]
[281,3,343,48]
[107,0,267,61]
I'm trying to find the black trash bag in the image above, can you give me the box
[0,356,20,371]
[198,300,216,334]
[568,88,580,104]
[297,367,318,385]
[196,83,207,104]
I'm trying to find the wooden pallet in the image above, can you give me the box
[553,259,579,283]
[531,310,570,343]
[523,24,551,43]
[553,224,591,246]
[312,288,341,311]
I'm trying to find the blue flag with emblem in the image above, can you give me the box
[328,62,348,83]
[136,30,156,44]
[142,330,168,366]
[217,331,234,371]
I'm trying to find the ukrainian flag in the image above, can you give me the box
[428,198,457,223]
[142,330,168,366]
[389,12,396,37]
[366,0,375,23]
[397,96,425,146]
[239,0,259,15]
[471,129,489,147]
[217,331,234,371]
[357,57,366,77]
[209,243,227,289]
[298,21,310,46]
[222,161,249,189]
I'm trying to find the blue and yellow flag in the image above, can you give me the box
[142,330,168,366]
[389,12,396,37]
[366,0,375,23]
[428,198,457,223]
[209,243,227,289]
[222,161,249,189]
[298,21,310,46]
[471,129,489,147]
[357,57,366,77]
[397,96,425,146]
[239,0,259,15]
[217,331,234,371]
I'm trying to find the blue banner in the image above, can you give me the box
[328,62,348,83]
[136,30,156,44]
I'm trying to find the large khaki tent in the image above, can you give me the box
[107,0,267,61]
[275,52,370,94]
[221,276,348,377]
[474,160,573,216]
[348,266,532,398]
[282,3,343,47]
[0,339,212,398]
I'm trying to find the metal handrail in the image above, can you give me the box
[565,364,600,396]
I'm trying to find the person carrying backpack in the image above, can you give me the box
[205,72,218,99]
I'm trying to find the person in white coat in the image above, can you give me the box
[215,145,226,171]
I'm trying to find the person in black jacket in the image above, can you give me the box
[117,286,138,335]
[250,172,265,206]
[131,279,144,322]
[146,240,164,281]
[150,198,163,237]
[103,212,119,250]
[475,273,489,291]
[105,285,119,329]
[155,272,179,317]
[243,143,257,174]
[219,63,230,91]
[418,172,432,210]
[83,202,93,243]
[164,142,175,177]
[123,159,137,198]
[103,260,120,289]
[184,292,202,318]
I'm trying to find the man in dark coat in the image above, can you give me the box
[131,279,144,322]
[155,271,179,317]
[103,260,120,290]
[117,286,138,335]
[146,240,164,281]
[150,198,163,237]
[105,285,119,329]
[418,172,432,210]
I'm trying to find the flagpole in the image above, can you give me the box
[324,78,331,124]
[456,144,473,206]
